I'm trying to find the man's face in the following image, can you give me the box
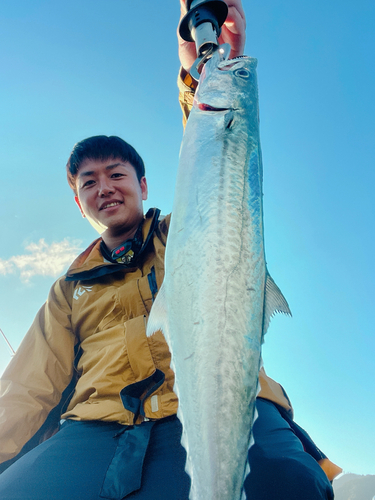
[75,157,148,244]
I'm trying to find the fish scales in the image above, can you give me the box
[147,54,290,500]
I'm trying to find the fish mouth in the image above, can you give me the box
[218,55,250,71]
[196,102,230,112]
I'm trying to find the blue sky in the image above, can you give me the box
[1,0,374,476]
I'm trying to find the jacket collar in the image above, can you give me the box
[65,208,161,282]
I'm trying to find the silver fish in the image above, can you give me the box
[147,52,291,500]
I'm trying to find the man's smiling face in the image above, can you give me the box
[75,157,148,248]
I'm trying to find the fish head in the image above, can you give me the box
[194,52,257,113]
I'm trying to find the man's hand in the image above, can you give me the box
[178,0,246,72]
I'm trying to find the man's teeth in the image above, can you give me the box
[104,202,120,209]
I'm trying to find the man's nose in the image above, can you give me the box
[98,179,114,197]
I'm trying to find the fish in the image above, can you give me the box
[146,51,291,500]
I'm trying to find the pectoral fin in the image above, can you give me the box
[146,282,169,342]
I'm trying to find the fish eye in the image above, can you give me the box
[234,68,251,79]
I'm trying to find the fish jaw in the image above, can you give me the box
[195,54,258,115]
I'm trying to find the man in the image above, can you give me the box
[0,1,340,498]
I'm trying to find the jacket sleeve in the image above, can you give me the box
[0,277,77,468]
[178,67,197,128]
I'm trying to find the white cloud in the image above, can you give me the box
[0,259,15,276]
[0,239,83,282]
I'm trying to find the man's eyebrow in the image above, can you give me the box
[78,162,127,178]
[105,162,126,171]
[78,170,95,178]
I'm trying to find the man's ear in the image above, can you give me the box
[140,177,148,201]
[75,196,86,218]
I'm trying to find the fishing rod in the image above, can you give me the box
[0,326,15,356]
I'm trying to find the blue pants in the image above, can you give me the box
[244,400,334,499]
[0,400,333,499]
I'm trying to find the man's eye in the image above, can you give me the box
[111,173,124,178]
[82,180,95,188]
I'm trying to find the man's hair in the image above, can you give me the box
[66,135,145,193]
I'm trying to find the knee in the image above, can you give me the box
[244,453,334,500]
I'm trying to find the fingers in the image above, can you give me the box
[179,0,188,17]
[225,4,246,34]
[219,5,246,58]
[178,0,196,71]
[225,1,246,30]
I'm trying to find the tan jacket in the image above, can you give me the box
[0,211,173,464]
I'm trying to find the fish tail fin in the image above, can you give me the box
[263,272,292,335]
[146,282,169,339]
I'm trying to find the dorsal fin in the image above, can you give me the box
[263,273,292,336]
